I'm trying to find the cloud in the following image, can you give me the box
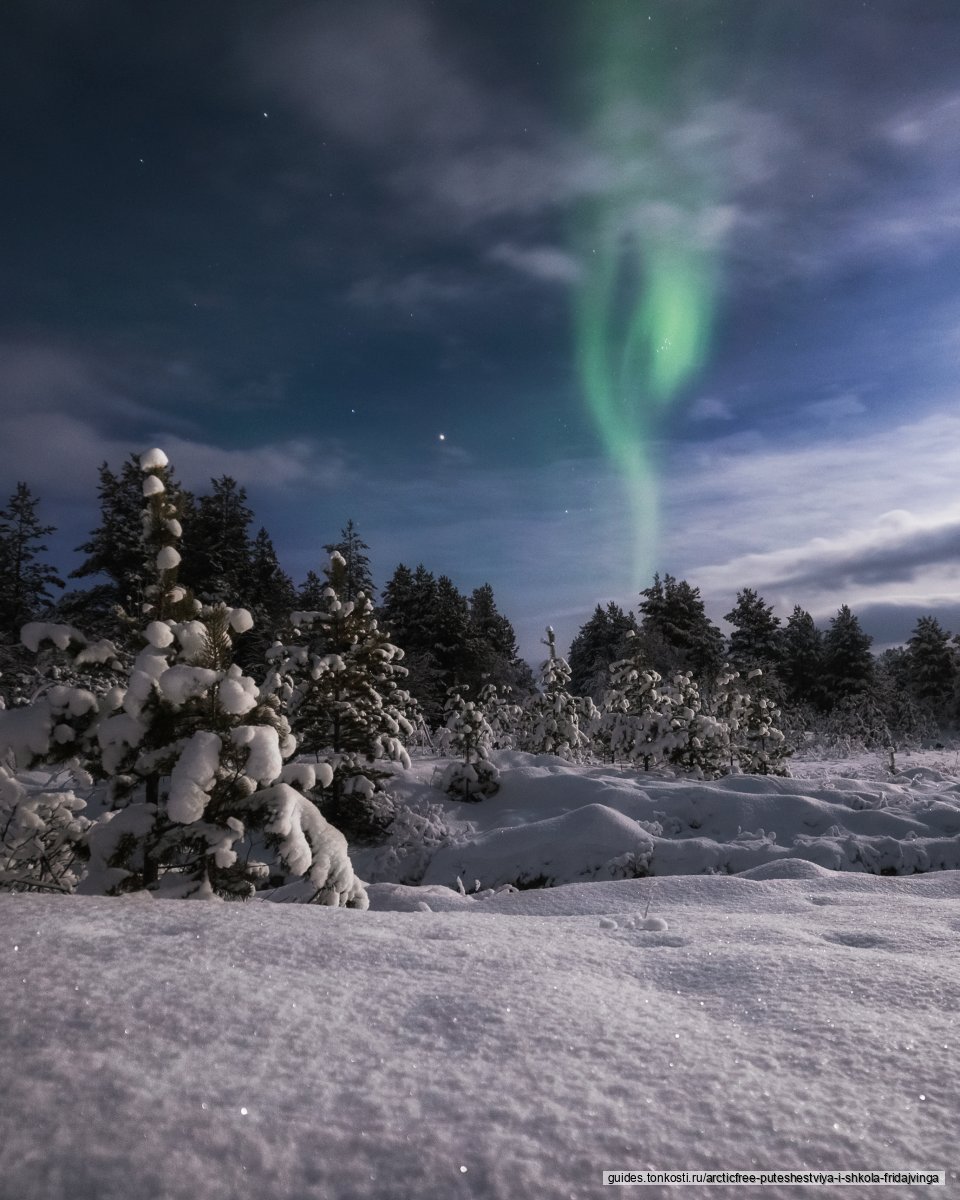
[346,271,472,312]
[250,3,486,151]
[0,339,352,501]
[658,408,960,628]
[687,395,733,422]
[488,242,581,285]
[804,392,867,421]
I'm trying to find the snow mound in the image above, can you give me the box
[422,801,655,890]
[370,750,960,890]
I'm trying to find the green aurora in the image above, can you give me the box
[572,2,723,584]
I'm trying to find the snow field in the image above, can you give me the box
[354,750,960,890]
[1,872,957,1200]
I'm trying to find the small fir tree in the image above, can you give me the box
[323,519,375,602]
[436,689,500,800]
[520,627,594,760]
[265,552,414,842]
[0,449,367,905]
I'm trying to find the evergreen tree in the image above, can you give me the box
[0,483,63,639]
[436,689,500,800]
[724,589,782,678]
[905,616,956,722]
[520,627,594,760]
[780,605,825,711]
[298,570,326,610]
[379,563,444,725]
[465,583,534,696]
[432,575,471,685]
[72,457,168,636]
[602,632,677,771]
[181,476,254,605]
[323,518,375,602]
[248,528,296,631]
[0,449,367,905]
[266,551,413,842]
[568,602,639,699]
[639,574,725,683]
[822,605,874,705]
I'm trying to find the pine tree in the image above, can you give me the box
[379,563,444,725]
[520,627,594,760]
[182,476,254,604]
[603,632,677,770]
[822,605,874,706]
[0,450,367,905]
[247,528,296,634]
[905,616,956,722]
[568,602,639,699]
[436,689,500,800]
[476,682,523,749]
[465,583,534,697]
[298,570,326,610]
[267,551,414,842]
[640,574,725,683]
[780,605,825,711]
[324,519,375,602]
[0,483,63,642]
[724,589,782,678]
[71,457,164,636]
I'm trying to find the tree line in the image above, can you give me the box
[1,463,957,749]
[0,463,532,722]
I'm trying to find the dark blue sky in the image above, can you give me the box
[4,0,960,659]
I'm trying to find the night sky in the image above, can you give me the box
[4,0,960,661]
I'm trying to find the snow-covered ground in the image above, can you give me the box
[2,752,958,1199]
[354,748,960,889]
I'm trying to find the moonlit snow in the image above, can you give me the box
[1,751,958,1199]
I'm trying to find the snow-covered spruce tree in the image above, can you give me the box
[436,689,500,800]
[0,450,367,905]
[519,627,595,760]
[717,668,790,776]
[602,632,677,770]
[264,551,414,842]
[477,682,523,750]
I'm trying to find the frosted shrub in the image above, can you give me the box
[0,765,90,893]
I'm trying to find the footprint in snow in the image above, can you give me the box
[599,915,688,948]
[821,930,895,950]
[600,915,669,932]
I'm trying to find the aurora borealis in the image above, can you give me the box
[572,3,720,581]
[4,1,960,659]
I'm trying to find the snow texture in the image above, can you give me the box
[20,622,81,653]
[158,665,220,707]
[142,475,165,497]
[155,546,181,571]
[231,724,283,784]
[259,781,368,904]
[226,607,254,634]
[218,666,258,716]
[144,621,175,649]
[365,749,960,890]
[139,447,169,470]
[167,731,221,823]
[0,866,957,1199]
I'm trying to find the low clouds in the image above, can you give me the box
[0,339,352,501]
[663,409,960,631]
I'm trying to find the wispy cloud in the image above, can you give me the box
[487,242,581,285]
[663,409,960,624]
